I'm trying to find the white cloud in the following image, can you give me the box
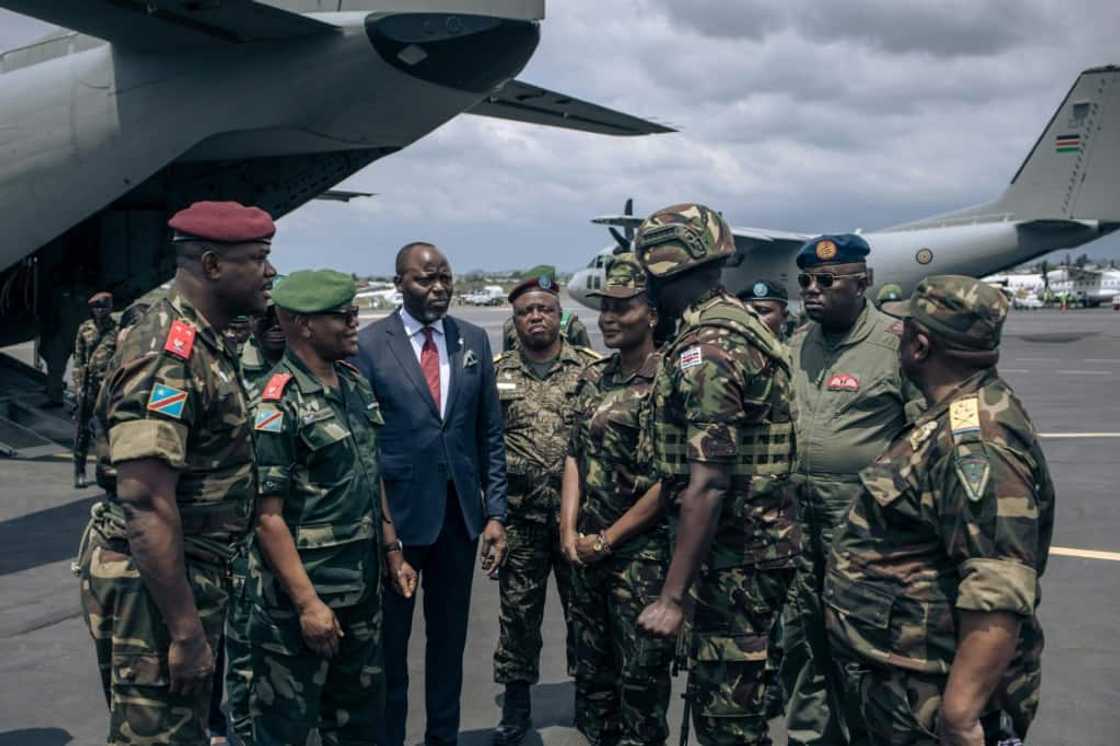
[2,1,1119,274]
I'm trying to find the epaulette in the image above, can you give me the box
[338,360,361,375]
[494,350,513,365]
[262,372,294,401]
[574,345,601,361]
[163,319,197,361]
[948,395,982,443]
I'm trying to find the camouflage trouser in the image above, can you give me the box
[781,475,867,746]
[686,563,794,746]
[74,395,95,463]
[570,554,674,746]
[248,592,385,745]
[79,534,229,745]
[832,659,1031,746]
[224,552,253,744]
[494,518,575,684]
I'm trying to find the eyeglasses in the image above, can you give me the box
[797,272,866,290]
[319,306,360,323]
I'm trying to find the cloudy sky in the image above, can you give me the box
[2,1,1119,275]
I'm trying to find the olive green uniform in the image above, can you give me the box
[246,350,386,746]
[782,301,920,745]
[567,352,673,746]
[650,289,799,745]
[493,342,599,686]
[78,287,255,745]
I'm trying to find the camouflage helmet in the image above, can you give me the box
[588,252,647,299]
[882,275,1008,351]
[876,283,904,305]
[633,203,734,279]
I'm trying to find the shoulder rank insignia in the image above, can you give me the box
[254,406,284,433]
[949,396,981,440]
[338,360,360,375]
[679,346,703,370]
[147,383,188,419]
[262,372,293,401]
[163,320,196,360]
[827,373,860,392]
[954,454,991,502]
[908,420,939,451]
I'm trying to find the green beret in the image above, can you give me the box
[271,269,356,313]
[738,279,788,304]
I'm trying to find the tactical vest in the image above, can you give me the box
[652,293,795,481]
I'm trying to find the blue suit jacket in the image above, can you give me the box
[353,311,508,545]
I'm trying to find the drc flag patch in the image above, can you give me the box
[147,384,188,419]
[254,407,284,433]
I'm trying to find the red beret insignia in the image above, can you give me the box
[826,373,860,392]
[168,201,276,244]
[163,320,196,360]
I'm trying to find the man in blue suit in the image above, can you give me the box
[353,242,509,746]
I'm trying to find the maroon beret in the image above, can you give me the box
[508,274,559,304]
[168,201,276,244]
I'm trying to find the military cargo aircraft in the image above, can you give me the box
[0,0,671,401]
[571,66,1120,311]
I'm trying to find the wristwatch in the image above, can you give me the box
[592,530,612,556]
[383,538,403,555]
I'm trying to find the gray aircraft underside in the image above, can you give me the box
[574,66,1120,310]
[0,0,672,399]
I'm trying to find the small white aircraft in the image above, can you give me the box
[571,66,1120,310]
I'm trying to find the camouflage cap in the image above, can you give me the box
[796,233,870,269]
[739,278,788,304]
[587,252,647,299]
[876,283,903,304]
[633,203,734,278]
[271,269,356,313]
[882,274,1008,350]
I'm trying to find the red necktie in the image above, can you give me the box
[421,326,441,412]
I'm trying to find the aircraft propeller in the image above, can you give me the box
[607,197,636,254]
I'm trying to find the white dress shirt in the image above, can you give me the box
[399,306,450,419]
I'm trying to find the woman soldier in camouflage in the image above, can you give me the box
[560,253,674,746]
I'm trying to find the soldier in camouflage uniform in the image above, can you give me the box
[241,290,287,389]
[826,276,1054,746]
[634,204,799,746]
[245,270,388,745]
[77,201,276,744]
[492,274,600,745]
[560,253,673,746]
[782,234,923,746]
[72,291,120,488]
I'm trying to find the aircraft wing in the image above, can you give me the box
[0,0,336,51]
[469,80,675,136]
[315,190,376,203]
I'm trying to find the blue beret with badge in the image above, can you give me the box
[796,233,871,269]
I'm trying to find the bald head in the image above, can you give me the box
[395,242,453,323]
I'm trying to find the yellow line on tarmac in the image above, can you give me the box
[1039,433,1120,438]
[1051,546,1120,562]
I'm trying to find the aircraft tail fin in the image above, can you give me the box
[990,66,1120,222]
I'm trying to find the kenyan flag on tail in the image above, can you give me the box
[1056,133,1081,153]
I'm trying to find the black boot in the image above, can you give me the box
[494,683,531,745]
[74,458,87,489]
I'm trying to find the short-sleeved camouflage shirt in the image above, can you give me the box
[567,351,667,560]
[495,342,600,524]
[252,351,383,609]
[650,289,799,569]
[103,286,256,561]
[825,368,1055,675]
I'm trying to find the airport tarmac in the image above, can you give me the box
[0,304,1118,745]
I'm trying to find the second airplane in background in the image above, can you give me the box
[571,66,1120,310]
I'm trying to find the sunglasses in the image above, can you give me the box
[797,272,866,290]
[319,306,360,323]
